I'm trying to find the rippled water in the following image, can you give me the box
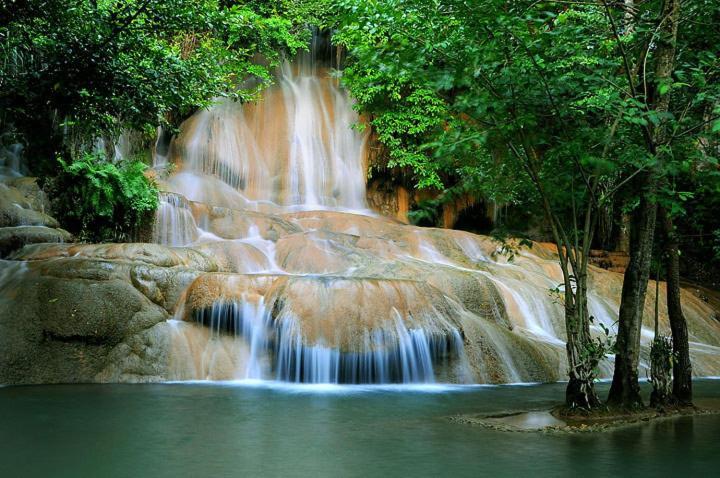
[1,380,719,477]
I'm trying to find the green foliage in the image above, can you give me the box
[650,335,676,372]
[583,318,615,380]
[335,0,719,235]
[0,0,315,171]
[566,314,614,410]
[548,284,564,306]
[490,234,533,264]
[334,0,627,223]
[407,197,442,226]
[49,153,159,242]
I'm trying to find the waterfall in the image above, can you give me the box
[162,46,368,213]
[152,34,720,385]
[153,192,199,246]
[0,143,25,177]
[190,298,466,384]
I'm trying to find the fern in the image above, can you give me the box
[50,152,159,242]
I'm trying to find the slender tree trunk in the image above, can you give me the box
[660,206,693,405]
[508,142,601,410]
[649,261,672,407]
[565,270,601,409]
[565,301,586,407]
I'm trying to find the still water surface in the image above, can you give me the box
[1,380,719,477]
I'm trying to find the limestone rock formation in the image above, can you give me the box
[0,177,72,258]
[2,191,720,385]
[0,243,219,384]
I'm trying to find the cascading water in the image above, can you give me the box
[0,34,717,387]
[192,298,466,384]
[152,35,720,385]
[153,192,199,246]
[0,144,25,177]
[157,44,367,214]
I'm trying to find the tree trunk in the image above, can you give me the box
[649,262,672,407]
[660,207,693,405]
[565,273,601,409]
[608,182,656,409]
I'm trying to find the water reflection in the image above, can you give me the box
[1,381,719,477]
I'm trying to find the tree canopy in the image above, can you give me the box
[0,0,313,170]
[334,0,719,222]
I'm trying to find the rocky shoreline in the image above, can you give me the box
[451,402,720,433]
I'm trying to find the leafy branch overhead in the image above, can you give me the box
[0,0,315,167]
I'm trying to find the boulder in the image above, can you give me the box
[0,226,73,257]
[0,259,169,383]
[0,242,219,384]
[0,181,59,228]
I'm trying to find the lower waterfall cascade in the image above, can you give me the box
[189,297,466,384]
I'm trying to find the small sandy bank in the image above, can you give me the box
[451,399,720,433]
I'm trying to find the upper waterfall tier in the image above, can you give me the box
[160,53,368,213]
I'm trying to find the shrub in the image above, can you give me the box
[49,153,158,242]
